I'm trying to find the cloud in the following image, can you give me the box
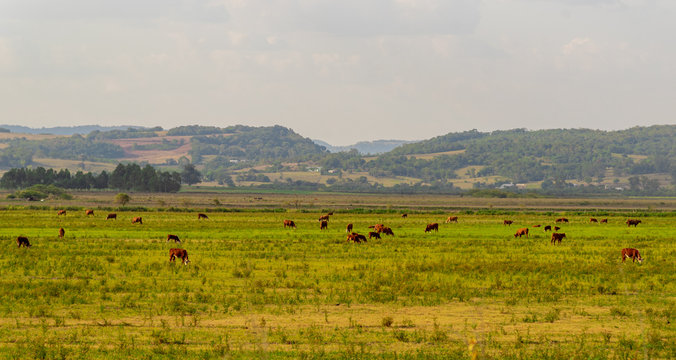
[562,37,597,55]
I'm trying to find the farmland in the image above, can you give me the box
[0,200,674,359]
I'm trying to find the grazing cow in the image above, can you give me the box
[503,220,513,226]
[57,210,66,216]
[368,232,381,240]
[626,219,641,227]
[551,232,566,244]
[425,223,439,233]
[590,218,598,223]
[283,220,296,229]
[85,209,94,216]
[514,228,529,238]
[347,232,367,243]
[131,217,143,224]
[58,228,65,238]
[445,216,458,223]
[544,225,552,231]
[320,220,328,230]
[532,224,541,228]
[554,226,561,231]
[16,236,31,248]
[167,234,181,243]
[555,218,569,223]
[381,227,395,236]
[169,248,190,265]
[318,214,330,222]
[198,213,209,220]
[401,213,408,218]
[621,248,643,263]
[600,219,608,223]
[106,213,117,220]
[370,224,385,232]
[346,223,353,233]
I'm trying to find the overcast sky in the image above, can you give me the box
[1,1,675,145]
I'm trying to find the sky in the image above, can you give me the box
[1,0,675,146]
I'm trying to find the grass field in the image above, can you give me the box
[0,205,674,359]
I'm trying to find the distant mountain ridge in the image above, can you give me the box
[313,139,416,154]
[0,125,148,135]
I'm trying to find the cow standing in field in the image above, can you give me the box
[551,233,566,244]
[621,248,643,263]
[554,226,561,231]
[503,220,513,226]
[106,213,117,220]
[425,223,439,233]
[283,220,296,229]
[381,227,394,236]
[320,220,328,230]
[544,225,552,232]
[532,224,541,228]
[131,217,143,224]
[600,219,608,224]
[368,232,381,240]
[198,213,209,220]
[445,216,458,223]
[346,223,353,233]
[57,210,66,216]
[347,232,367,243]
[318,214,330,222]
[16,236,31,248]
[556,218,569,223]
[169,248,190,265]
[85,209,94,216]
[590,218,598,223]
[626,219,641,227]
[369,224,385,232]
[58,228,65,238]
[514,228,529,238]
[167,234,181,243]
[401,213,408,218]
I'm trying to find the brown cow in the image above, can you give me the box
[131,217,143,224]
[85,209,94,216]
[551,232,566,244]
[370,224,385,232]
[169,248,190,265]
[320,220,328,230]
[626,219,641,227]
[600,218,608,223]
[106,213,117,220]
[590,218,598,223]
[555,217,569,223]
[503,220,513,226]
[425,223,439,233]
[445,216,458,223]
[401,213,408,218]
[16,236,31,248]
[346,223,353,233]
[381,227,395,236]
[57,210,66,216]
[514,228,529,238]
[347,232,367,243]
[283,220,296,229]
[58,228,65,238]
[532,224,541,228]
[621,248,643,263]
[368,231,381,240]
[167,234,181,243]
[554,226,561,231]
[318,214,330,222]
[544,225,552,231]
[198,213,209,220]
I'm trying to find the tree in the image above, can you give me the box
[181,164,202,186]
[115,193,130,206]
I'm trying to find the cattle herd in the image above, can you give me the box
[13,209,645,266]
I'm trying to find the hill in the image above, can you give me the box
[0,124,150,135]
[313,139,415,154]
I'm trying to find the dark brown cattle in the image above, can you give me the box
[16,236,31,248]
[85,209,94,216]
[318,214,330,222]
[532,224,541,228]
[368,231,381,240]
[600,218,608,223]
[626,219,641,227]
[621,248,643,263]
[554,226,560,231]
[131,217,143,224]
[544,225,552,231]
[381,227,394,236]
[503,220,513,226]
[197,213,209,220]
[106,213,117,220]
[283,219,296,229]
[401,213,408,218]
[445,216,458,223]
[57,210,66,216]
[58,228,65,238]
[514,228,529,238]
[167,234,181,243]
[327,212,334,216]
[169,248,190,265]
[320,220,328,230]
[425,223,439,233]
[346,223,353,233]
[555,218,569,223]
[347,232,367,243]
[590,218,598,223]
[551,232,566,244]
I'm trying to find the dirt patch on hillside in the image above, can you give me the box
[106,136,193,164]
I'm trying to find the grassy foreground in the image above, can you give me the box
[0,208,673,359]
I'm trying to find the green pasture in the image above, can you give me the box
[0,209,673,359]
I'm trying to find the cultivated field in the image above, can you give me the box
[0,204,674,359]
